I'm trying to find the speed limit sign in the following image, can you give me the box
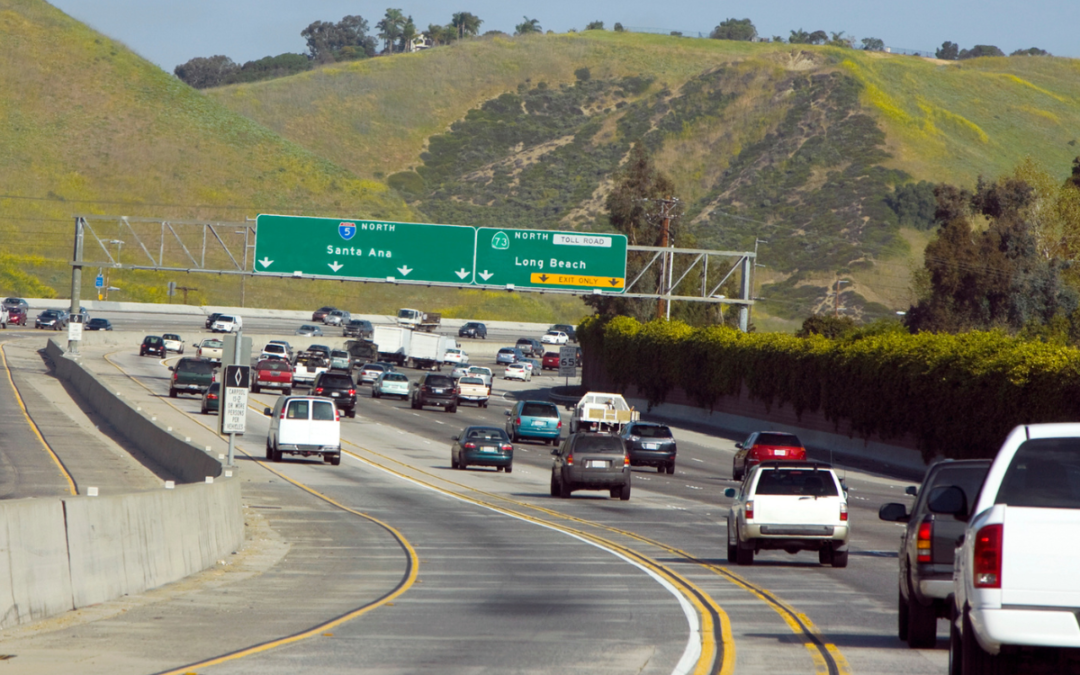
[558,345,577,377]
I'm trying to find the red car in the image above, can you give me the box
[311,306,338,322]
[732,431,807,480]
[251,359,294,395]
[6,307,26,326]
[542,352,560,370]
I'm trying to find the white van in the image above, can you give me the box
[211,314,243,333]
[263,396,341,465]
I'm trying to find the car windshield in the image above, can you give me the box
[217,316,235,322]
[332,350,347,358]
[499,348,515,354]
[300,325,316,331]
[633,425,672,438]
[204,340,222,347]
[146,337,162,344]
[163,334,179,340]
[466,428,508,441]
[426,376,454,387]
[469,367,490,375]
[363,364,385,372]
[321,374,354,387]
[755,469,839,496]
[42,310,58,317]
[755,433,802,447]
[258,360,290,372]
[995,439,1080,509]
[88,319,106,326]
[574,436,625,454]
[264,345,285,353]
[383,373,408,383]
[522,403,558,418]
[180,360,214,374]
[460,377,484,385]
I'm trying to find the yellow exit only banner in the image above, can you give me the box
[530,273,625,289]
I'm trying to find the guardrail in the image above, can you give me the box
[0,341,243,630]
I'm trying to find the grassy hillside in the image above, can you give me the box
[208,32,1080,322]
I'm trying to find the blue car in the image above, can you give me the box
[505,400,562,444]
[495,347,524,365]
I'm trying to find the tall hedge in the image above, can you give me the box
[578,317,1080,461]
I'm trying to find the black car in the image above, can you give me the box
[308,344,331,358]
[620,422,677,474]
[140,335,166,357]
[2,297,28,312]
[458,322,487,339]
[204,312,223,329]
[878,459,991,648]
[35,309,67,330]
[550,324,577,342]
[343,319,374,338]
[86,318,113,331]
[550,432,631,500]
[515,337,542,357]
[411,372,458,412]
[312,371,357,418]
[451,426,513,472]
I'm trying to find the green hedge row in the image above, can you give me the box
[578,316,1080,461]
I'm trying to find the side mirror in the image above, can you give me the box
[504,410,511,416]
[905,485,918,497]
[550,449,559,456]
[878,502,909,522]
[168,366,174,371]
[724,488,737,498]
[928,485,970,521]
[565,405,574,411]
[452,435,459,441]
[734,442,743,449]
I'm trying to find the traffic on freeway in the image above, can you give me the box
[0,304,1034,675]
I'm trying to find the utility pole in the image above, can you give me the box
[67,217,85,355]
[653,197,679,320]
[177,286,199,305]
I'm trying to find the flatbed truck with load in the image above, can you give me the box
[397,308,441,332]
[568,392,640,433]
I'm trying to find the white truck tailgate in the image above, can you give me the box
[755,495,842,525]
[1001,508,1080,607]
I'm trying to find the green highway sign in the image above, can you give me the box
[473,228,627,293]
[253,214,476,283]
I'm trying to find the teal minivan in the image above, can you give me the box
[505,400,562,444]
[373,371,410,399]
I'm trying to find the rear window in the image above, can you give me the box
[522,403,559,418]
[179,360,214,374]
[460,377,484,385]
[498,348,516,354]
[312,401,336,420]
[425,375,454,387]
[995,439,1080,509]
[383,373,408,382]
[466,428,509,441]
[633,425,672,438]
[259,360,290,372]
[264,344,285,353]
[574,435,625,453]
[321,374,354,387]
[363,364,385,372]
[146,337,163,344]
[755,469,838,496]
[928,465,989,513]
[755,433,803,447]
[332,350,347,358]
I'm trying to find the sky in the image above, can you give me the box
[49,0,1080,71]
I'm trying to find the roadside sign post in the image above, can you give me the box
[220,331,251,468]
[67,313,83,344]
[558,345,578,384]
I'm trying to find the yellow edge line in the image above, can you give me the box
[1,342,77,495]
[102,352,420,674]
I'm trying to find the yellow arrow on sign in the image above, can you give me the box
[530,273,624,289]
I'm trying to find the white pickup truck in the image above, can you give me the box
[946,423,1080,674]
[292,351,329,388]
[568,392,639,433]
[724,461,849,567]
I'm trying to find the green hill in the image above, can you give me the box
[207,32,1080,324]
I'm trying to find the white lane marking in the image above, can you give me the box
[434,420,445,425]
[685,485,703,490]
[691,458,703,463]
[341,452,702,675]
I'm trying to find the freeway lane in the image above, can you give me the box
[99,330,947,675]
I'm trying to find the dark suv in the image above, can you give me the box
[312,371,357,418]
[140,335,166,357]
[458,322,487,339]
[343,319,374,338]
[515,337,542,357]
[878,459,992,648]
[204,312,222,329]
[550,432,631,500]
[411,372,458,412]
[620,422,677,474]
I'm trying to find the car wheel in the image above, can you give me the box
[961,606,1005,675]
[169,388,177,398]
[251,383,260,394]
[329,454,341,466]
[818,546,834,566]
[201,406,207,414]
[898,587,910,641]
[284,388,292,396]
[550,470,560,496]
[558,475,572,499]
[831,549,849,569]
[733,462,742,481]
[609,487,619,498]
[735,532,754,566]
[458,458,467,471]
[505,464,512,474]
[727,521,738,562]
[451,454,459,469]
[948,605,963,675]
[272,447,283,463]
[266,440,273,460]
[657,464,665,473]
[447,405,456,413]
[619,482,631,501]
[667,462,675,474]
[906,575,937,647]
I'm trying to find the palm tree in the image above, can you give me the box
[398,16,418,52]
[377,8,405,53]
[515,16,541,36]
[451,12,483,39]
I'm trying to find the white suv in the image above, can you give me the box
[211,314,242,333]
[725,461,850,567]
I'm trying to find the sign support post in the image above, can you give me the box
[220,331,251,468]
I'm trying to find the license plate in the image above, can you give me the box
[331,392,339,397]
[586,460,608,469]
[481,446,496,453]
[532,420,545,427]
[643,442,659,450]
[434,388,444,394]
[774,449,788,456]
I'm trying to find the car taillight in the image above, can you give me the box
[464,442,476,449]
[172,372,178,381]
[557,420,562,429]
[745,500,754,519]
[624,454,630,466]
[280,409,287,419]
[973,524,1003,588]
[501,443,512,451]
[839,501,848,522]
[335,409,340,422]
[348,389,355,395]
[516,417,522,426]
[566,453,574,466]
[208,394,218,400]
[314,387,323,394]
[916,517,932,562]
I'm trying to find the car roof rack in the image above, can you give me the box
[761,460,832,471]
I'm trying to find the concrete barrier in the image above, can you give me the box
[45,339,221,482]
[0,340,244,630]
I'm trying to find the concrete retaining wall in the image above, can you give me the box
[45,339,221,483]
[0,341,244,630]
